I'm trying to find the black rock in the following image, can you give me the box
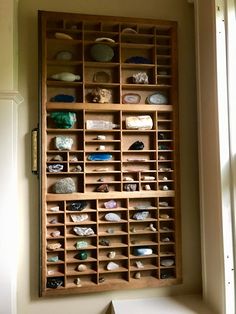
[99,238,110,246]
[47,278,63,289]
[129,141,144,150]
[68,201,87,211]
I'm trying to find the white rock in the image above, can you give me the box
[71,214,88,222]
[107,261,119,270]
[73,227,94,236]
[77,264,87,272]
[108,251,116,259]
[161,259,175,267]
[105,212,121,222]
[133,211,149,220]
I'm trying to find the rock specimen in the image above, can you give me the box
[124,183,137,192]
[49,206,60,212]
[159,201,169,207]
[50,111,77,128]
[47,256,59,262]
[162,185,169,191]
[55,32,73,40]
[135,260,144,269]
[133,211,149,220]
[50,72,81,82]
[68,201,87,211]
[160,259,175,267]
[70,155,79,162]
[123,176,134,181]
[56,50,73,61]
[47,243,62,251]
[87,153,112,161]
[76,241,88,249]
[48,164,64,173]
[50,94,76,103]
[90,87,112,103]
[133,247,153,256]
[144,184,151,190]
[47,278,63,289]
[106,228,114,234]
[148,223,157,232]
[134,272,141,279]
[75,251,88,260]
[104,212,121,222]
[104,200,117,209]
[107,261,119,271]
[70,213,88,222]
[51,154,63,161]
[161,237,171,242]
[71,165,82,172]
[96,184,109,192]
[99,277,105,283]
[132,72,149,84]
[77,264,87,272]
[52,177,76,194]
[55,136,73,150]
[129,140,144,150]
[74,277,82,286]
[141,176,155,181]
[73,227,94,236]
[51,231,61,237]
[108,251,116,259]
[125,115,153,130]
[99,238,110,246]
[96,135,106,140]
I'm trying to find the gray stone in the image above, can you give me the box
[53,177,76,194]
[71,214,88,222]
[160,259,175,267]
[48,164,64,173]
[107,261,119,270]
[77,264,87,272]
[105,212,121,222]
[124,183,137,191]
[133,211,149,220]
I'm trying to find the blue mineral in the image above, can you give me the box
[87,153,112,161]
[50,94,76,103]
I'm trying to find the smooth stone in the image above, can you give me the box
[134,272,141,279]
[49,206,60,212]
[99,238,110,246]
[47,278,63,289]
[144,184,151,191]
[160,259,175,267]
[68,201,87,211]
[73,227,94,236]
[47,256,59,262]
[129,140,144,150]
[47,270,55,275]
[50,94,76,103]
[77,264,87,272]
[124,183,137,191]
[87,153,112,161]
[51,72,80,82]
[51,231,61,237]
[51,154,63,161]
[107,261,119,271]
[133,247,153,256]
[53,177,76,194]
[125,115,153,130]
[105,212,121,222]
[133,211,149,220]
[104,200,117,209]
[55,32,73,40]
[71,213,88,222]
[96,184,109,192]
[162,237,171,242]
[162,185,169,191]
[75,251,88,260]
[56,50,73,61]
[55,136,73,150]
[108,251,116,259]
[97,145,105,151]
[49,218,58,224]
[76,241,88,249]
[47,243,62,251]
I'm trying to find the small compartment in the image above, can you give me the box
[98,235,128,248]
[47,110,84,130]
[98,247,128,261]
[86,182,121,193]
[122,132,156,152]
[159,220,175,232]
[47,41,82,61]
[85,64,120,83]
[47,251,64,263]
[46,19,64,29]
[98,222,128,236]
[97,272,129,285]
[47,86,83,103]
[66,261,97,275]
[98,210,128,223]
[130,256,158,271]
[129,197,157,209]
[65,211,96,224]
[101,23,120,32]
[85,161,121,173]
[130,269,158,280]
[129,221,158,234]
[98,198,128,210]
[46,276,65,289]
[121,68,155,85]
[139,25,155,35]
[47,132,84,151]
[121,34,154,44]
[121,23,138,33]
[64,20,83,31]
[121,46,155,64]
[121,111,156,130]
[47,201,65,212]
[66,237,97,251]
[85,85,120,104]
[160,232,175,244]
[47,174,84,193]
[130,233,158,247]
[85,111,120,129]
[160,244,175,256]
[84,43,119,63]
[160,268,176,279]
[99,259,128,273]
[47,238,64,251]
[66,274,98,288]
[47,152,68,162]
[85,172,121,184]
[66,223,97,237]
[85,141,120,152]
[129,208,157,221]
[66,199,96,212]
[47,264,65,277]
[47,226,64,238]
[46,213,64,225]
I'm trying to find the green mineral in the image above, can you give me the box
[76,241,88,249]
[50,111,77,129]
[47,256,59,262]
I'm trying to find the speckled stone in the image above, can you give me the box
[52,177,76,194]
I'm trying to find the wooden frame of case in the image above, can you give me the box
[38,10,181,296]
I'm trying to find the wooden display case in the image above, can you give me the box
[38,10,181,296]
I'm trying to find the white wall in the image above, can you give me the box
[17,1,200,314]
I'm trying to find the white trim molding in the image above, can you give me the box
[0,91,24,105]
